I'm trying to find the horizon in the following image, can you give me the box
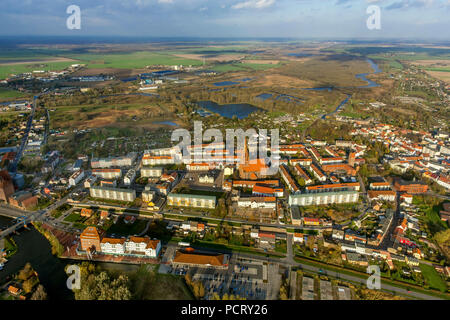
[1,0,449,40]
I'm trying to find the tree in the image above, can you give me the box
[23,278,37,294]
[31,285,47,300]
[18,263,34,281]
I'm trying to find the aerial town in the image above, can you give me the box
[0,2,450,303]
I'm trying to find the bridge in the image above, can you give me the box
[0,205,41,239]
[0,211,43,239]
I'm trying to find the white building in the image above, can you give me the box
[124,169,136,186]
[92,169,122,180]
[124,237,161,257]
[237,197,276,210]
[69,170,85,187]
[90,186,136,202]
[100,238,125,254]
[141,167,163,178]
[289,191,359,206]
[167,193,216,209]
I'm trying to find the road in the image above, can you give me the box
[192,246,446,300]
[9,95,38,173]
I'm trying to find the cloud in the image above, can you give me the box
[232,0,276,9]
[386,0,435,10]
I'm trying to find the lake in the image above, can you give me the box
[196,101,263,119]
[213,81,240,87]
[152,121,178,127]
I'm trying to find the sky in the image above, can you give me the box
[1,0,449,40]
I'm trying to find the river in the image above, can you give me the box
[0,216,140,300]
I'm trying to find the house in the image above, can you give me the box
[80,208,93,218]
[258,233,276,249]
[293,233,304,243]
[345,252,368,266]
[8,285,21,296]
[332,229,344,241]
[124,215,136,224]
[303,217,320,226]
[100,211,110,220]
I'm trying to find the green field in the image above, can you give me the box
[64,212,84,223]
[0,88,28,99]
[425,67,450,72]
[0,61,75,79]
[419,264,448,292]
[63,51,203,69]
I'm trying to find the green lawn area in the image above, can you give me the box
[425,67,450,72]
[0,61,75,79]
[63,51,203,69]
[51,203,71,219]
[64,212,84,223]
[4,237,18,258]
[240,62,282,70]
[129,265,194,300]
[0,88,28,99]
[420,264,448,292]
[105,217,147,236]
[413,197,448,235]
[211,64,247,72]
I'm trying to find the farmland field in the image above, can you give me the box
[0,87,28,99]
[61,51,204,69]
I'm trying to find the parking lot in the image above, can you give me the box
[189,258,270,300]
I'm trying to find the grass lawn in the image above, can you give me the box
[64,51,203,69]
[419,264,448,292]
[64,212,83,223]
[0,88,28,99]
[4,237,18,258]
[129,265,194,300]
[0,61,75,79]
[51,203,71,219]
[105,217,147,236]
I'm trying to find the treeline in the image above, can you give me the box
[32,222,64,256]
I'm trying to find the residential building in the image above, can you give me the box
[125,236,161,257]
[100,237,126,255]
[289,191,359,206]
[92,169,122,180]
[69,170,85,187]
[141,166,163,178]
[237,197,276,210]
[124,169,136,186]
[167,193,216,209]
[90,186,136,202]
